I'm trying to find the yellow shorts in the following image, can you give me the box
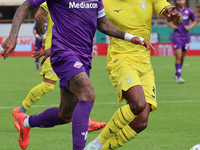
[39,57,58,81]
[106,58,157,111]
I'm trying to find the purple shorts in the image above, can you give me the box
[34,39,43,51]
[173,38,189,52]
[50,50,91,91]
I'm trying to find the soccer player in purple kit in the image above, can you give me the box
[33,21,47,71]
[167,0,197,83]
[1,0,153,149]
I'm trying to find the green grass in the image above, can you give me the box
[0,56,200,150]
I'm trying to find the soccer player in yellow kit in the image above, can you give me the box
[12,2,106,133]
[85,0,183,149]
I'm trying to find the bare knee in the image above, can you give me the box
[124,85,147,115]
[129,102,146,116]
[129,120,148,133]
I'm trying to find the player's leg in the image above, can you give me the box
[181,51,187,66]
[34,39,43,71]
[173,38,185,83]
[99,66,156,149]
[13,78,56,131]
[174,48,182,78]
[68,72,95,150]
[20,58,58,113]
[17,89,77,149]
[13,58,58,131]
[50,52,95,149]
[21,77,56,111]
[85,61,145,150]
[100,104,151,149]
[85,85,143,150]
[178,41,188,82]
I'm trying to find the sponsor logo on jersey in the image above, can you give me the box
[69,0,98,9]
[182,15,189,20]
[73,61,83,68]
[114,9,122,13]
[137,0,146,9]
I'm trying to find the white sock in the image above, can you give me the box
[23,116,31,128]
[92,138,103,149]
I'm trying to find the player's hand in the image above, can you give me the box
[1,33,17,59]
[131,37,154,51]
[184,25,190,30]
[164,6,183,25]
[37,36,42,40]
[172,25,178,30]
[32,48,51,65]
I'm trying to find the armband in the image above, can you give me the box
[124,33,144,42]
[0,47,5,54]
[35,34,39,38]
[41,33,46,39]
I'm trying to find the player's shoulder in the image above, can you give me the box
[185,7,194,13]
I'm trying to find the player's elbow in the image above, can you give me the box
[35,13,40,21]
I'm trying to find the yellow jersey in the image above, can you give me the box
[103,0,171,64]
[40,3,54,49]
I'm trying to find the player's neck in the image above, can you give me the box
[178,6,185,11]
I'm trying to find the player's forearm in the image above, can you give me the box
[189,20,197,30]
[97,17,125,40]
[10,1,33,38]
[35,7,47,35]
[166,21,176,29]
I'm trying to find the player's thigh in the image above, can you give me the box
[58,88,79,121]
[174,49,182,58]
[140,66,157,111]
[108,60,143,103]
[69,72,95,102]
[40,57,58,82]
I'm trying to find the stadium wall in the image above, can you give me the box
[0,24,200,57]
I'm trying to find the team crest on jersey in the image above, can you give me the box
[137,0,146,9]
[123,76,131,83]
[73,61,83,68]
[185,10,189,14]
[50,71,54,76]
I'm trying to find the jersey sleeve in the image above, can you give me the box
[151,0,172,14]
[98,0,104,11]
[189,8,196,22]
[40,2,49,13]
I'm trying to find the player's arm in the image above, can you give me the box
[162,6,183,25]
[1,1,34,59]
[33,28,42,40]
[35,7,47,40]
[185,20,197,31]
[97,16,154,50]
[166,20,178,30]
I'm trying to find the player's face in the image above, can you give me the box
[176,0,186,7]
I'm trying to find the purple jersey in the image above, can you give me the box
[28,0,105,66]
[173,7,196,41]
